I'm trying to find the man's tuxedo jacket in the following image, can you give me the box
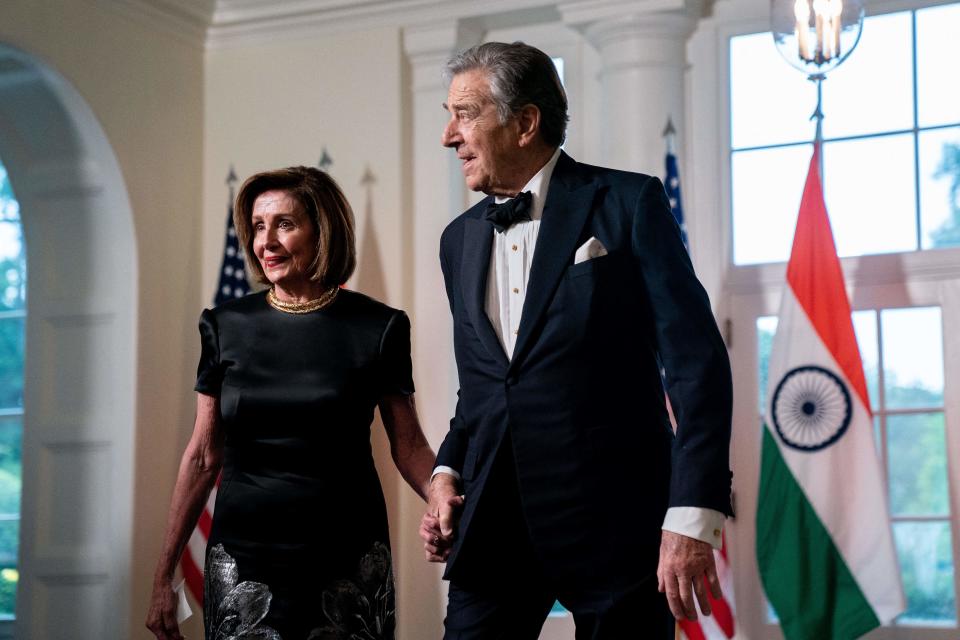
[436,152,733,585]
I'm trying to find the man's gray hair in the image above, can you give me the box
[445,41,569,147]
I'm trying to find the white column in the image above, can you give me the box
[561,0,702,177]
[399,19,480,640]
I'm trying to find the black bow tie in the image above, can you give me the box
[485,191,533,233]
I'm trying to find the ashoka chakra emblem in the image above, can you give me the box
[771,365,852,452]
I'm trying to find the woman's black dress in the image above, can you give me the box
[194,289,413,640]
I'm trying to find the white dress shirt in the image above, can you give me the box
[434,147,725,549]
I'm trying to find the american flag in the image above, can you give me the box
[664,133,689,251]
[215,167,252,306]
[664,125,736,640]
[180,167,251,605]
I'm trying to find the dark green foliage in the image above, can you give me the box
[930,141,960,248]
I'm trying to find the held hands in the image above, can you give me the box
[145,579,184,640]
[420,473,464,562]
[657,530,723,621]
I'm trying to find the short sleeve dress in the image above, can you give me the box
[194,289,413,640]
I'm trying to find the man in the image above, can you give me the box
[420,41,733,638]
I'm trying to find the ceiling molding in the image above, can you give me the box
[117,0,570,49]
[559,0,688,25]
[206,0,559,49]
[104,0,215,48]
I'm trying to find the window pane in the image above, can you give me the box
[823,134,917,257]
[920,126,960,249]
[0,319,23,410]
[887,413,948,516]
[732,145,810,264]
[917,3,960,128]
[821,12,914,140]
[0,167,22,313]
[851,310,878,410]
[894,521,957,626]
[0,518,17,616]
[0,230,24,314]
[551,57,564,86]
[0,161,21,623]
[874,414,881,455]
[881,307,943,409]
[0,418,21,619]
[0,420,20,517]
[730,32,816,150]
[0,412,17,618]
[757,316,778,412]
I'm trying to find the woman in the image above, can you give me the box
[146,166,435,640]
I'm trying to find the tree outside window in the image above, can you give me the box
[0,162,24,618]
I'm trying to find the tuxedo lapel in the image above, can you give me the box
[461,214,510,369]
[510,154,596,371]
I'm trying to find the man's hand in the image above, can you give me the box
[657,530,722,621]
[420,512,452,561]
[421,473,464,562]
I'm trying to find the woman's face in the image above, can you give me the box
[251,190,319,289]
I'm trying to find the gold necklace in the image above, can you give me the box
[266,286,339,314]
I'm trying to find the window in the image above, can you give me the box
[757,307,956,627]
[0,162,24,620]
[730,2,960,265]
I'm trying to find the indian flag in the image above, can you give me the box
[756,143,905,639]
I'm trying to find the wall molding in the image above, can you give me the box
[102,0,214,48]
[118,0,567,49]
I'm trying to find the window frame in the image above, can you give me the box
[726,282,960,639]
[687,0,960,637]
[686,0,960,300]
[727,6,960,266]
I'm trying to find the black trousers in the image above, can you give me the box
[443,436,674,640]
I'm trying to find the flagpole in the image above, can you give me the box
[662,117,676,155]
[809,74,825,179]
[227,163,237,186]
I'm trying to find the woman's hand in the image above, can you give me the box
[145,579,183,640]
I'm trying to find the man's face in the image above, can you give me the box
[441,69,522,195]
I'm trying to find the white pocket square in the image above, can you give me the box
[574,236,608,264]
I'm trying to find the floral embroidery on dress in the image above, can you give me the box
[205,544,283,640]
[307,542,395,640]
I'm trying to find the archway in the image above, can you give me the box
[0,44,137,638]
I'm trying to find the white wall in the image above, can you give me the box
[0,2,203,636]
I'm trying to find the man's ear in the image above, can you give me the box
[516,104,542,147]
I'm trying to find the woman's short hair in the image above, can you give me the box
[234,166,356,287]
[445,41,569,147]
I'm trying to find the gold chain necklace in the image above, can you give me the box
[266,286,339,314]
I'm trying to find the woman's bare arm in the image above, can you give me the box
[146,393,225,639]
[379,393,435,501]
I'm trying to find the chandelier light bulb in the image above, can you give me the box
[772,0,864,77]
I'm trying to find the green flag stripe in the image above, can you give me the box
[757,428,880,640]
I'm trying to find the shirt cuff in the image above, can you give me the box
[662,507,726,549]
[431,465,461,483]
